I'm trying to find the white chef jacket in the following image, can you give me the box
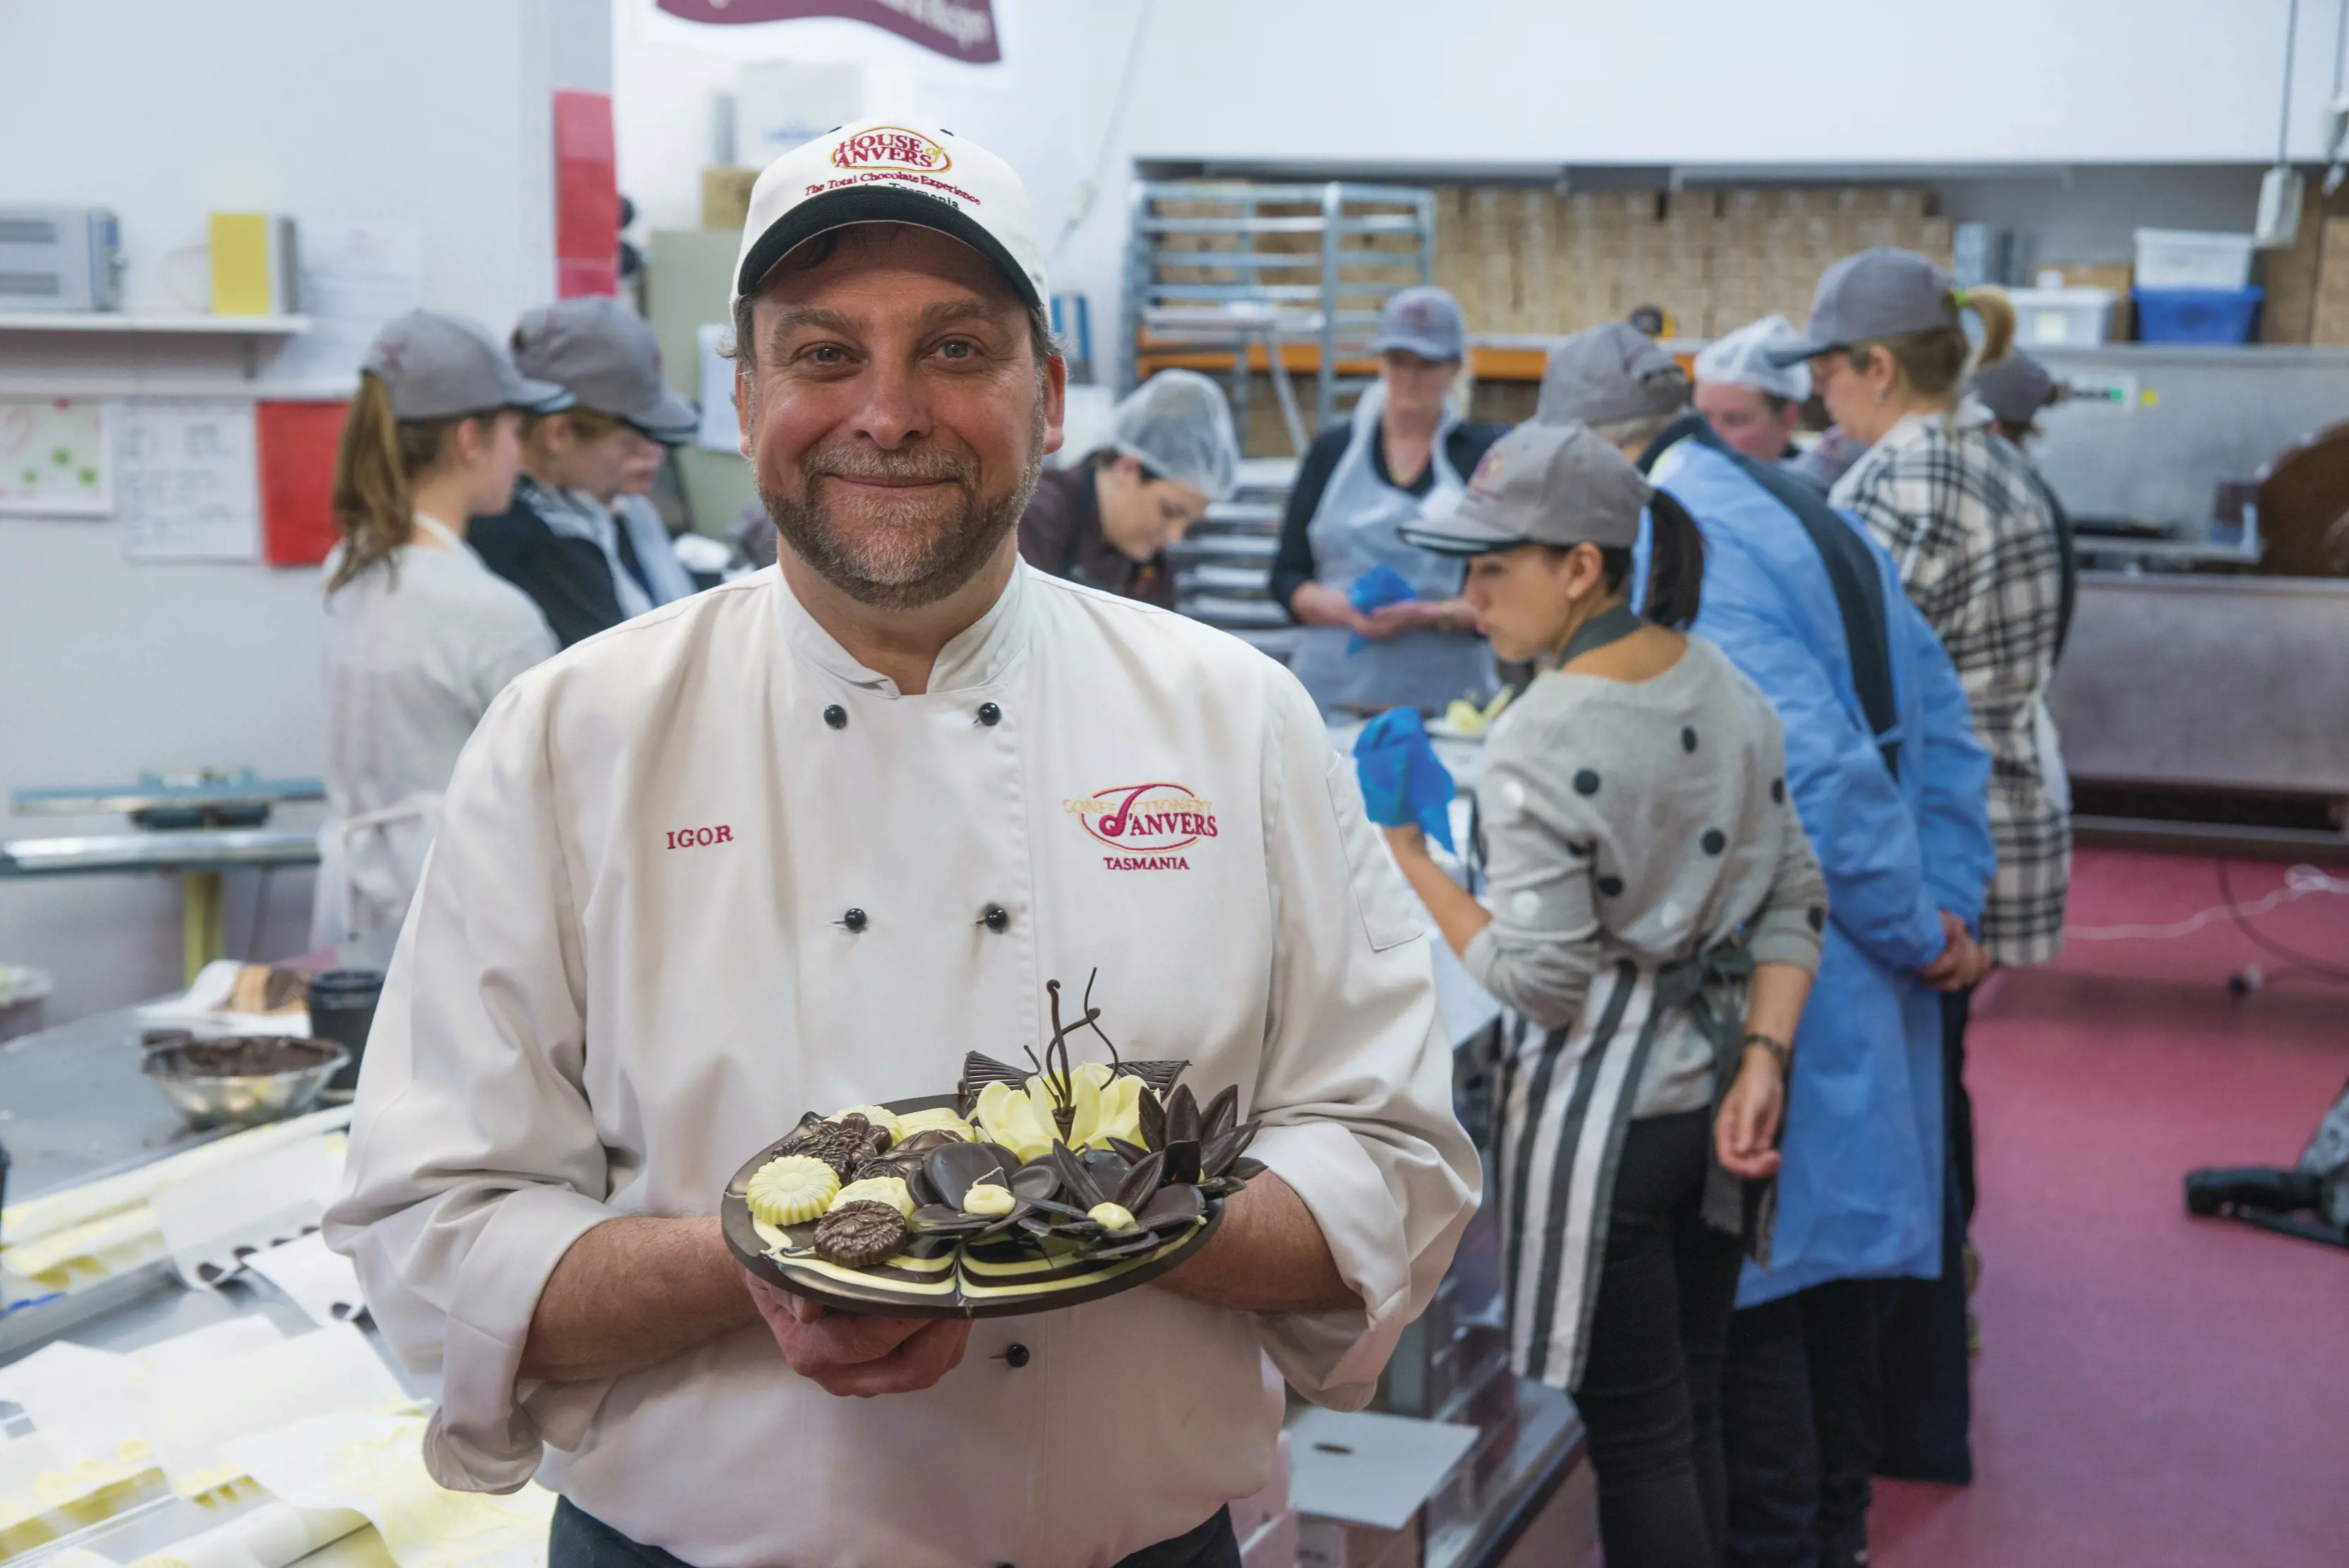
[325,560,1480,1568]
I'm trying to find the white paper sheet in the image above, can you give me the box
[151,1136,342,1291]
[695,323,739,452]
[243,1234,368,1328]
[117,399,261,562]
[126,1325,411,1495]
[225,1413,555,1568]
[275,224,425,390]
[0,397,115,517]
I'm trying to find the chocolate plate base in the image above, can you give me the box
[721,1094,1226,1320]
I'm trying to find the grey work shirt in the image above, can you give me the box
[1464,634,1828,1115]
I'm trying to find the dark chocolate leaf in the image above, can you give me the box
[1010,1161,1062,1202]
[1133,1181,1204,1230]
[1228,1156,1268,1181]
[1165,1084,1201,1146]
[1202,1120,1258,1178]
[1164,1138,1202,1187]
[1115,1149,1166,1211]
[1081,1147,1133,1198]
[911,1203,977,1229]
[1137,1087,1166,1151]
[960,1051,1028,1090]
[1051,1142,1105,1209]
[1123,1059,1190,1095]
[1200,1085,1238,1143]
[1109,1137,1152,1164]
[926,1141,1016,1209]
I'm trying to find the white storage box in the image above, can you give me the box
[2007,287,2119,347]
[2133,229,2255,290]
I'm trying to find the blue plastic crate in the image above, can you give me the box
[2132,286,2262,344]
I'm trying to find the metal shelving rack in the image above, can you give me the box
[1124,181,1435,642]
[1122,179,1436,437]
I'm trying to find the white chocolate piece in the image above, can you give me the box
[830,1176,915,1218]
[1087,1202,1138,1234]
[747,1155,839,1226]
[962,1181,1017,1217]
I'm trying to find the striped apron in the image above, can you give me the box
[1497,941,1774,1392]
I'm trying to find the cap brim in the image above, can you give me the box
[1372,333,1463,363]
[627,386,701,446]
[1398,503,1526,557]
[514,375,574,414]
[737,185,1043,310]
[1762,336,1837,368]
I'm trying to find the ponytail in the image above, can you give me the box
[1641,490,1706,629]
[325,373,485,594]
[1961,285,2016,372]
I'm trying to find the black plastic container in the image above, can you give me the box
[306,969,385,1092]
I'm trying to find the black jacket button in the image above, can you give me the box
[823,704,847,730]
[977,701,1002,726]
[840,907,867,932]
[982,905,1009,932]
[1003,1342,1030,1368]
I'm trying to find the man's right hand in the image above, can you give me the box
[1918,910,1988,991]
[741,1269,972,1397]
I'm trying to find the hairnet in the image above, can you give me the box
[1693,315,1813,402]
[1109,370,1240,501]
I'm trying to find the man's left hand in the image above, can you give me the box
[742,1269,972,1397]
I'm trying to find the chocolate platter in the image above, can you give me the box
[720,977,1262,1320]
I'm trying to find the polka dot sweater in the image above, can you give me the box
[1463,634,1828,1116]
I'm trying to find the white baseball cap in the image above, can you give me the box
[732,118,1047,313]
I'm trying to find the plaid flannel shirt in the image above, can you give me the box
[1833,402,2070,965]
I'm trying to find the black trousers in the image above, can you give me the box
[1720,1281,1881,1568]
[550,1497,1240,1568]
[1577,1109,1747,1568]
[1873,985,1976,1485]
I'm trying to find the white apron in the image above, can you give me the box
[1288,386,1493,715]
[309,790,442,970]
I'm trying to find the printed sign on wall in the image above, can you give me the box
[0,397,114,517]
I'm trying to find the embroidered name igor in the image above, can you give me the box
[665,825,734,849]
[1066,783,1216,871]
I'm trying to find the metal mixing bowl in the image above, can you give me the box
[142,1037,349,1130]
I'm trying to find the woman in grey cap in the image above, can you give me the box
[1271,284,1509,713]
[1015,368,1238,607]
[312,309,566,967]
[1782,246,2066,1488]
[1380,420,1825,1568]
[471,297,701,646]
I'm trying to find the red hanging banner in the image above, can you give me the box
[555,90,620,298]
[257,399,350,567]
[654,0,1000,65]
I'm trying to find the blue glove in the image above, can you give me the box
[1345,564,1419,653]
[1353,706,1456,852]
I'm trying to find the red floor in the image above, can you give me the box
[1873,850,2349,1568]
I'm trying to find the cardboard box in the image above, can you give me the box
[701,167,760,232]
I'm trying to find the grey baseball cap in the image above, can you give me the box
[513,297,699,445]
[1373,286,1468,362]
[1969,351,2060,429]
[1400,421,1651,556]
[1768,246,1961,365]
[361,310,572,421]
[1535,322,1690,427]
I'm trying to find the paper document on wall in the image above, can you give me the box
[119,399,262,562]
[696,322,740,451]
[275,222,424,388]
[0,397,114,517]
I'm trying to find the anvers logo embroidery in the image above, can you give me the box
[1065,783,1216,872]
[830,127,952,174]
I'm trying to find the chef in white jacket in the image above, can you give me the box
[326,119,1480,1568]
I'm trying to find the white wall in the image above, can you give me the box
[615,0,2333,361]
[0,0,574,1021]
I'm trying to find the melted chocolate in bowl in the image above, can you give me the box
[149,1036,342,1078]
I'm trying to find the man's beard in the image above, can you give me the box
[761,409,1044,611]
